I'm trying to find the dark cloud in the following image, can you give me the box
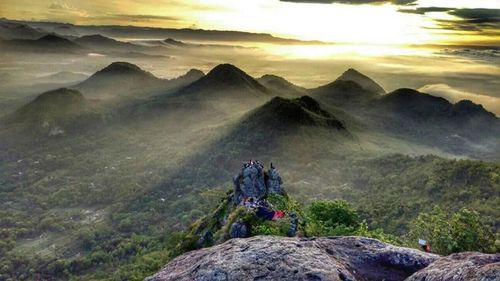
[439,8,500,32]
[280,0,417,5]
[398,7,453,15]
[106,14,181,22]
[112,14,179,21]
[399,7,500,33]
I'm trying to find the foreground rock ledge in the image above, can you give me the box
[146,236,439,281]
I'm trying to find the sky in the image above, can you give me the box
[0,0,499,46]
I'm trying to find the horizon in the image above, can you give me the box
[1,0,499,46]
[0,2,499,280]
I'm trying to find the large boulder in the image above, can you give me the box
[145,236,437,281]
[406,252,500,281]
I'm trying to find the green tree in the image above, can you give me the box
[408,207,496,255]
[306,200,360,236]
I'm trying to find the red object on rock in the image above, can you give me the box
[273,211,286,220]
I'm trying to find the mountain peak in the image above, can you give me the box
[94,62,156,78]
[76,34,115,42]
[32,88,85,105]
[208,63,247,77]
[336,68,385,94]
[73,62,162,99]
[36,34,70,43]
[252,96,345,129]
[185,68,204,78]
[258,74,306,97]
[204,64,263,88]
[177,64,268,96]
[453,99,496,118]
[164,38,186,46]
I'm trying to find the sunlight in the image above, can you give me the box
[193,0,439,45]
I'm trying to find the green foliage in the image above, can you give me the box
[305,200,359,236]
[407,207,497,255]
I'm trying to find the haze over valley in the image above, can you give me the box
[0,1,499,280]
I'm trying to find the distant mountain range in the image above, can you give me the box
[1,61,498,159]
[0,18,326,44]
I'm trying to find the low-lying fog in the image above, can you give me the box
[1,36,499,116]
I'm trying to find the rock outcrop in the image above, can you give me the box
[406,252,500,281]
[146,236,438,281]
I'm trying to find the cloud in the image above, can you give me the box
[399,7,500,32]
[48,2,88,17]
[280,0,417,5]
[106,14,181,22]
[419,84,500,115]
[449,8,500,21]
[398,7,453,15]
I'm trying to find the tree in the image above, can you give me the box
[306,200,360,236]
[408,207,496,255]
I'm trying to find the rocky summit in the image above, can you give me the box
[146,235,440,281]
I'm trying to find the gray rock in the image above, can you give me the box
[145,236,438,281]
[266,166,282,194]
[229,220,249,239]
[406,252,500,281]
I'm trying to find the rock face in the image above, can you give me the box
[233,161,283,205]
[146,236,438,281]
[406,252,500,281]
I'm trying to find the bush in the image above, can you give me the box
[306,200,359,236]
[408,207,496,255]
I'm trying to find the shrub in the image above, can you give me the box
[408,207,496,255]
[306,200,359,236]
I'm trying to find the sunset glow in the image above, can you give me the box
[1,0,498,46]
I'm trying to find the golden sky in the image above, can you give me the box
[0,0,499,45]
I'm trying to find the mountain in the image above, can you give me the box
[36,71,89,84]
[173,64,269,100]
[310,68,385,108]
[368,88,500,157]
[0,20,45,39]
[74,34,141,51]
[258,74,307,97]
[311,79,379,107]
[246,96,345,130]
[153,95,347,188]
[163,69,204,90]
[163,38,187,47]
[1,88,99,136]
[73,62,164,100]
[1,34,83,53]
[337,68,386,94]
[376,88,451,117]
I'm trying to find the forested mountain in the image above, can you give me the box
[0,62,498,281]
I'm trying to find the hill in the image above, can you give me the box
[1,34,83,53]
[163,38,187,47]
[0,20,45,40]
[368,88,500,157]
[175,63,268,98]
[336,68,386,94]
[144,64,270,116]
[74,34,142,52]
[310,68,385,108]
[73,62,164,100]
[1,88,99,136]
[258,74,306,97]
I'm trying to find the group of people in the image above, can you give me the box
[231,160,297,237]
[243,197,286,221]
